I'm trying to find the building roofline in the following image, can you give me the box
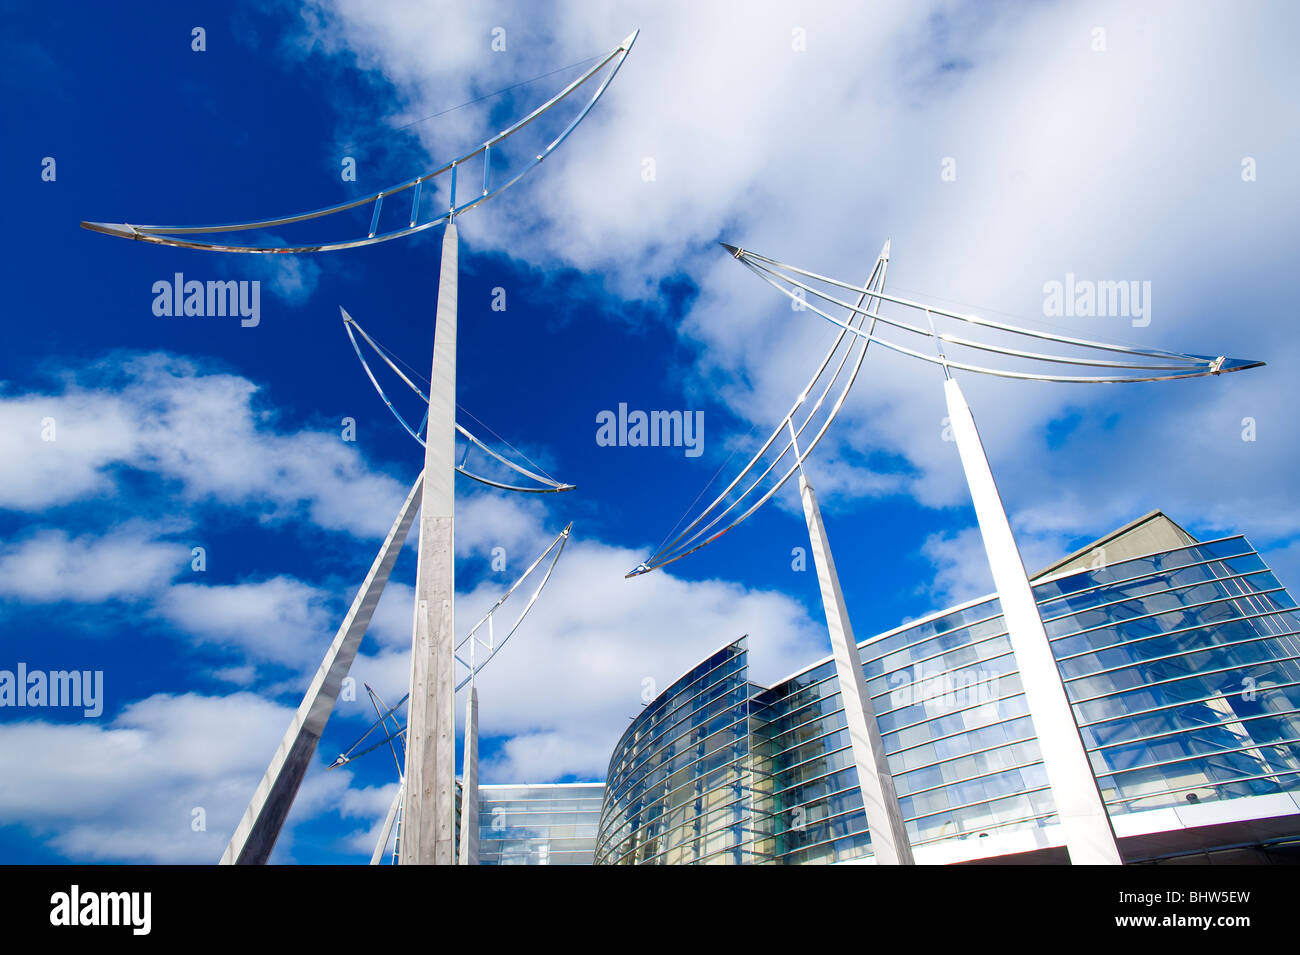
[765,522,1243,692]
[1029,509,1197,582]
[605,634,750,759]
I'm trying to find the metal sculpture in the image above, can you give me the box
[340,524,573,864]
[82,30,636,865]
[630,240,916,863]
[645,239,1264,866]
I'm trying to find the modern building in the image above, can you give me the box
[592,512,1300,865]
[476,783,604,865]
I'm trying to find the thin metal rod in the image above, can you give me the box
[740,256,1202,370]
[329,692,410,768]
[409,181,422,228]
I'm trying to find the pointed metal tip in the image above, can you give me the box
[339,306,352,322]
[718,241,743,259]
[81,221,138,239]
[1216,357,1267,375]
[1191,355,1266,375]
[621,28,640,50]
[562,521,574,535]
[881,238,891,259]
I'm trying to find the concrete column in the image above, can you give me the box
[401,222,459,865]
[800,475,915,865]
[221,472,424,865]
[943,377,1122,865]
[458,685,480,865]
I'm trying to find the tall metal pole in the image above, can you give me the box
[221,472,423,865]
[458,684,480,865]
[799,474,915,864]
[943,377,1122,865]
[401,222,459,864]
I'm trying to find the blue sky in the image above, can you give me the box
[1,0,1297,863]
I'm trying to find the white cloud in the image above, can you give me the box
[920,523,1071,609]
[0,525,190,603]
[229,246,323,305]
[0,354,410,538]
[0,691,357,863]
[919,527,993,609]
[153,577,337,668]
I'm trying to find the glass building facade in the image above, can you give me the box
[594,641,761,865]
[477,783,604,865]
[594,518,1300,864]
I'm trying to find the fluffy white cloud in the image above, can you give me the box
[153,577,337,668]
[0,354,410,538]
[920,523,1072,609]
[0,525,190,603]
[0,691,362,863]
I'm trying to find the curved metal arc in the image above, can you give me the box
[80,31,639,253]
[647,252,886,561]
[344,310,430,401]
[637,301,873,572]
[728,245,1207,365]
[735,253,1208,374]
[342,310,576,492]
[455,523,572,691]
[630,256,887,575]
[630,248,890,577]
[343,314,428,448]
[457,425,575,492]
[733,254,1262,385]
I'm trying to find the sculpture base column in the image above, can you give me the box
[401,222,459,865]
[801,475,915,865]
[458,685,480,865]
[944,377,1121,865]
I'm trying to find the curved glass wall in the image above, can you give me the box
[595,641,764,865]
[595,532,1300,864]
